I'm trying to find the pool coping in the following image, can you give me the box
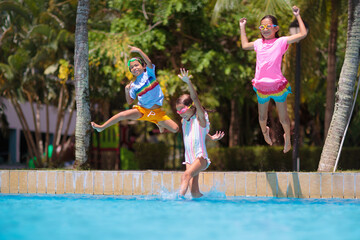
[1,170,359,199]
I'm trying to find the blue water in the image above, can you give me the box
[1,193,360,240]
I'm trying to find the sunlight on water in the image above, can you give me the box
[1,193,360,240]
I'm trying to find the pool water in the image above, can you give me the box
[1,193,360,240]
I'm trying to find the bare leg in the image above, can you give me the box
[91,109,142,132]
[258,101,272,145]
[190,175,203,198]
[157,119,179,133]
[185,164,203,198]
[275,101,291,153]
[179,157,208,196]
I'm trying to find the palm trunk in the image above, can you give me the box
[45,99,50,165]
[10,96,42,167]
[50,85,65,165]
[74,0,91,167]
[318,0,360,172]
[57,99,75,166]
[324,0,339,139]
[24,91,43,158]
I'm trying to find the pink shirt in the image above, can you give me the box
[252,37,289,93]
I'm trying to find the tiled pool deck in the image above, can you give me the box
[1,170,359,198]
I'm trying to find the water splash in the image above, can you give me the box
[156,184,227,201]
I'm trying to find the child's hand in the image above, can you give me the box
[125,81,133,91]
[239,18,247,28]
[177,68,192,84]
[91,122,103,132]
[128,45,141,53]
[292,6,300,16]
[208,131,225,141]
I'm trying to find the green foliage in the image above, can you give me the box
[134,142,170,170]
[208,146,360,171]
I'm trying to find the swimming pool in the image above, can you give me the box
[1,193,360,240]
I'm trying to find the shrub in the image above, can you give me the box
[208,146,359,171]
[133,142,170,170]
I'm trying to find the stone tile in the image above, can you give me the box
[356,174,360,199]
[104,172,114,195]
[343,174,354,199]
[74,172,85,194]
[277,173,288,198]
[163,172,173,193]
[47,171,56,194]
[332,173,344,198]
[9,171,19,194]
[133,173,142,195]
[298,173,310,198]
[56,171,65,194]
[84,172,94,195]
[152,172,162,195]
[235,172,246,196]
[309,173,320,198]
[203,172,213,192]
[94,171,104,195]
[256,172,267,197]
[19,171,28,194]
[64,171,75,194]
[321,173,332,198]
[265,173,277,197]
[288,173,301,198]
[143,171,152,195]
[225,173,235,197]
[28,171,37,194]
[114,172,123,195]
[37,171,47,194]
[213,172,225,193]
[0,171,10,193]
[246,172,257,197]
[173,172,183,193]
[123,172,133,195]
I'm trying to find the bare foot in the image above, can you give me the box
[191,192,203,198]
[283,133,291,153]
[91,122,103,132]
[156,124,165,133]
[262,126,272,145]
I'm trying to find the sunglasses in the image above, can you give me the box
[177,103,193,114]
[258,24,277,30]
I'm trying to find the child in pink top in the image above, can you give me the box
[239,6,307,153]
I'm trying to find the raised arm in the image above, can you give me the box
[128,45,153,69]
[287,6,308,44]
[239,18,254,50]
[178,68,206,128]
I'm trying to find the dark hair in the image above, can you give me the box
[128,57,145,71]
[260,15,280,39]
[176,94,215,113]
[176,94,193,107]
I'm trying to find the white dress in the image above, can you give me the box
[182,112,211,169]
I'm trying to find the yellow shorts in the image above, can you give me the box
[133,105,171,124]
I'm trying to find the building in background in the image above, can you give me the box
[0,97,76,165]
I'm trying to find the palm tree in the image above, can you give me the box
[0,0,76,167]
[73,0,91,168]
[318,0,360,171]
[324,0,346,139]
